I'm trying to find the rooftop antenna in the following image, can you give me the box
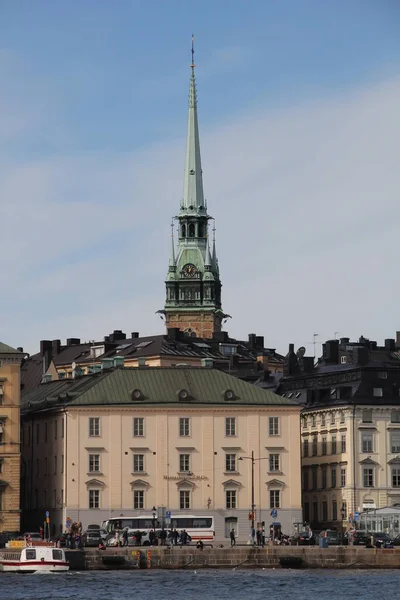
[334,332,340,340]
[308,333,319,358]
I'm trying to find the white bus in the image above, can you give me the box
[100,514,215,542]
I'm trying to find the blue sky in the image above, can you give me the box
[1,1,400,354]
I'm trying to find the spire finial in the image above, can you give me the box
[169,218,176,267]
[191,34,195,69]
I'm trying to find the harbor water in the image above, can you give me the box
[1,569,400,600]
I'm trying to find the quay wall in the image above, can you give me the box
[3,547,400,570]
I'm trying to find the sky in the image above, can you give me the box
[1,0,400,356]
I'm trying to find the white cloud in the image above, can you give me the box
[0,71,399,355]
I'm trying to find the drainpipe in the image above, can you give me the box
[353,403,357,525]
[63,406,68,530]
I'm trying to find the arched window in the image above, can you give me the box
[181,224,186,238]
[189,223,195,238]
[198,224,203,238]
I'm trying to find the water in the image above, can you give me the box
[1,569,399,600]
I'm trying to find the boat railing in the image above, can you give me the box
[0,552,20,561]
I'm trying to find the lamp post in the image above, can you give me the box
[340,504,346,544]
[239,451,269,541]
[152,506,157,532]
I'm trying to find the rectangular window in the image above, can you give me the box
[89,417,100,437]
[89,489,100,509]
[313,501,318,523]
[331,468,337,489]
[225,454,236,472]
[179,417,190,437]
[269,454,280,472]
[89,454,100,473]
[362,409,372,423]
[340,412,345,423]
[61,417,64,439]
[341,435,346,453]
[304,502,310,523]
[332,500,337,521]
[362,433,373,453]
[269,417,279,436]
[36,424,40,444]
[312,436,318,456]
[303,439,309,457]
[54,455,57,474]
[225,417,236,437]
[44,422,48,443]
[321,414,326,427]
[133,417,144,437]
[133,454,144,473]
[392,468,400,488]
[331,413,335,425]
[54,420,57,440]
[311,415,316,427]
[363,468,374,487]
[340,468,346,487]
[134,490,144,509]
[391,432,400,454]
[331,435,337,454]
[312,467,318,490]
[378,371,387,379]
[373,387,383,397]
[270,490,280,509]
[303,469,309,491]
[342,502,347,519]
[61,455,64,474]
[322,436,327,456]
[179,454,190,473]
[391,411,400,424]
[180,490,190,509]
[322,500,328,522]
[321,467,327,490]
[226,490,237,509]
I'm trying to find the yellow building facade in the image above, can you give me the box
[0,342,23,533]
[21,366,301,540]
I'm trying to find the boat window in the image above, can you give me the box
[52,549,63,560]
[26,549,36,560]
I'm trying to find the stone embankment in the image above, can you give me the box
[3,546,400,570]
[75,546,400,570]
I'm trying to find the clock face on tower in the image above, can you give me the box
[182,263,197,278]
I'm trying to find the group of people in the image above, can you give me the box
[108,527,192,548]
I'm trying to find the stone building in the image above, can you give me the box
[21,364,301,540]
[276,335,400,531]
[0,341,23,533]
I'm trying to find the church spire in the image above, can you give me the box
[181,35,205,213]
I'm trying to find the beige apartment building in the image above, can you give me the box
[277,337,400,531]
[21,363,301,540]
[0,342,23,533]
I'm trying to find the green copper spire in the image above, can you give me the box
[181,36,205,213]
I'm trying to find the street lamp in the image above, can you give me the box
[239,451,269,540]
[152,506,157,531]
[340,504,346,544]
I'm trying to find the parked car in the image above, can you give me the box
[353,531,372,546]
[295,531,316,545]
[82,529,103,547]
[373,532,393,548]
[23,532,42,542]
[319,530,341,546]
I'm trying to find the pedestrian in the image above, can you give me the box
[196,540,204,551]
[122,528,129,547]
[251,527,256,546]
[230,529,236,547]
[160,528,167,546]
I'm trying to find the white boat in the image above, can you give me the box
[0,546,69,573]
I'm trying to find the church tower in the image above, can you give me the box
[161,40,226,339]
